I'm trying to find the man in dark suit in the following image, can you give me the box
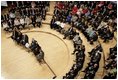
[31,16,36,27]
[63,27,74,39]
[16,31,23,44]
[11,27,19,40]
[29,38,41,52]
[20,34,29,46]
[42,8,46,20]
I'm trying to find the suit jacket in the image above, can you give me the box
[23,35,29,43]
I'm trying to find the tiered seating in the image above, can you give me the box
[1,1,50,31]
[1,1,117,79]
[98,26,114,42]
[50,1,117,79]
[50,8,86,78]
[103,45,117,79]
[63,33,85,79]
[50,1,116,44]
[82,45,103,79]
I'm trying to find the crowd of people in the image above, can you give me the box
[63,33,85,79]
[103,45,117,79]
[11,27,44,63]
[50,5,86,78]
[50,1,117,79]
[82,44,102,79]
[50,1,116,44]
[2,1,50,32]
[1,1,117,79]
[98,25,114,42]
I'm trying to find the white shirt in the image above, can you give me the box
[55,21,61,26]
[25,17,31,25]
[3,23,9,29]
[20,18,25,24]
[9,13,15,18]
[77,10,81,15]
[97,21,107,30]
[60,22,65,28]
[25,43,30,48]
[14,20,20,26]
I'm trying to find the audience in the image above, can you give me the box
[50,1,116,44]
[1,1,117,79]
[20,17,25,29]
[103,45,117,79]
[63,29,85,79]
[1,1,50,31]
[36,16,42,28]
[2,21,10,32]
[11,27,45,64]
[82,44,102,79]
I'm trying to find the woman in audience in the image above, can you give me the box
[2,21,10,32]
[36,16,42,28]
[14,18,20,29]
[25,16,31,28]
[20,17,25,29]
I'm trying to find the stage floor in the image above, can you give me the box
[1,24,75,79]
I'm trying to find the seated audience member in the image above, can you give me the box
[42,7,46,20]
[54,20,61,30]
[58,19,66,33]
[66,13,72,24]
[9,11,16,22]
[85,27,98,44]
[20,17,25,28]
[98,25,114,42]
[8,19,14,30]
[72,5,78,15]
[14,18,20,29]
[71,14,78,23]
[2,21,10,31]
[31,1,36,8]
[63,26,74,39]
[25,16,31,28]
[31,16,36,27]
[36,16,42,28]
[72,33,82,48]
[70,28,77,39]
[53,7,59,16]
[50,16,56,29]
